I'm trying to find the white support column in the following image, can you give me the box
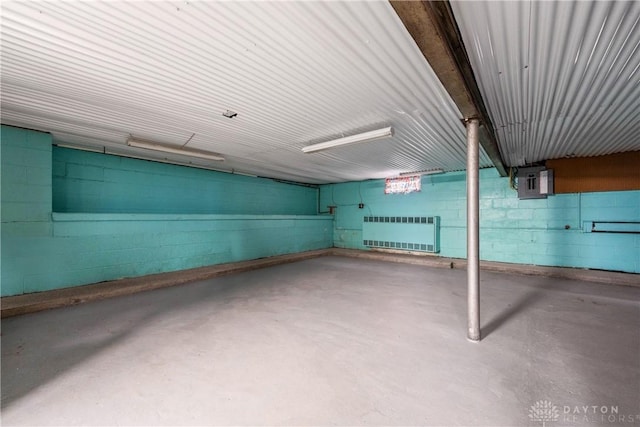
[466,118,481,342]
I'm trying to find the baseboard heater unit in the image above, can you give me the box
[363,216,440,253]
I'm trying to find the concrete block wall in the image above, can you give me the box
[0,126,52,226]
[319,169,640,273]
[53,147,317,215]
[1,127,55,295]
[5,213,332,295]
[1,125,332,297]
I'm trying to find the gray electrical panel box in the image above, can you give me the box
[517,167,554,199]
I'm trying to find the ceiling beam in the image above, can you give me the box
[390,0,508,177]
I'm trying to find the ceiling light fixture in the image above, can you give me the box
[302,126,394,153]
[127,138,225,161]
[55,143,105,154]
[399,168,444,176]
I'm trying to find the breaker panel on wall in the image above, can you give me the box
[517,167,554,199]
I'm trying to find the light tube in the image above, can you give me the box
[302,126,393,153]
[55,143,105,154]
[127,138,224,161]
[399,169,444,176]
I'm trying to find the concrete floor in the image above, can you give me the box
[1,256,639,426]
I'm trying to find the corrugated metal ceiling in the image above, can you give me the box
[451,0,640,167]
[1,1,493,183]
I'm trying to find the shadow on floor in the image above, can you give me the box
[481,288,547,339]
[1,276,237,409]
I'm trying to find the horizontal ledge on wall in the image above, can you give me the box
[52,213,334,222]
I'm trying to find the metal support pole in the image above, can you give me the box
[466,118,480,342]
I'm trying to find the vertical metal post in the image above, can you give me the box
[466,118,480,342]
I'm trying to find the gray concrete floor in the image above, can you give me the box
[1,256,639,426]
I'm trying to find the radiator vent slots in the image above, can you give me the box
[363,216,440,253]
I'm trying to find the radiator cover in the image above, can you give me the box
[362,216,440,253]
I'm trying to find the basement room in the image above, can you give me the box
[1,1,639,426]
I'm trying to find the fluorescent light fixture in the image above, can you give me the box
[127,138,224,161]
[55,143,105,154]
[302,126,393,153]
[399,168,444,176]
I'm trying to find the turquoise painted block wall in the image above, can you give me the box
[1,125,332,297]
[53,147,317,214]
[3,213,332,295]
[1,126,54,296]
[319,169,640,273]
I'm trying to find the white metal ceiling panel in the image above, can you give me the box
[451,0,640,167]
[1,1,492,183]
